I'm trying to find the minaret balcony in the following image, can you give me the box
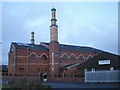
[50,24,58,27]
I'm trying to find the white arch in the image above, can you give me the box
[78,54,85,59]
[40,53,48,58]
[61,53,69,58]
[87,55,93,60]
[70,54,77,60]
[29,52,38,57]
[70,54,77,57]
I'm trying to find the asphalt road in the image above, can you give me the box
[1,79,119,88]
[44,82,119,88]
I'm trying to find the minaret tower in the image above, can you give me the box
[49,7,59,77]
[31,32,35,44]
[50,7,58,41]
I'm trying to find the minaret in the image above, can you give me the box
[49,7,59,77]
[31,32,35,44]
[50,7,58,42]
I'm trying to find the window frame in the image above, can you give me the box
[29,53,37,59]
[70,54,76,60]
[78,55,84,60]
[62,53,69,60]
[41,54,48,60]
[87,55,93,60]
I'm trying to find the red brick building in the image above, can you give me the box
[8,8,103,77]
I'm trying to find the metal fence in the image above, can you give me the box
[85,70,120,82]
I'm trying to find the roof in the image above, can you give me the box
[31,32,34,34]
[42,42,103,53]
[60,62,80,70]
[11,42,103,53]
[51,8,56,11]
[11,42,49,51]
[77,52,120,70]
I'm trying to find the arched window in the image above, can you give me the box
[79,55,84,60]
[70,55,76,60]
[41,54,47,60]
[29,53,37,59]
[62,54,68,59]
[88,55,93,60]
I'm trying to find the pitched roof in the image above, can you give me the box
[77,52,120,70]
[42,42,103,53]
[11,42,103,53]
[11,42,49,51]
[60,62,80,70]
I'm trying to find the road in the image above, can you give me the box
[1,79,119,88]
[44,82,119,88]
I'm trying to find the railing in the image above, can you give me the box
[85,70,120,83]
[2,73,85,83]
[2,73,84,78]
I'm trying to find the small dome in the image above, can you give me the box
[51,8,56,11]
[31,32,34,34]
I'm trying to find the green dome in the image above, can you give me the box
[51,8,56,11]
[31,32,34,34]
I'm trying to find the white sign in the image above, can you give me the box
[98,60,110,65]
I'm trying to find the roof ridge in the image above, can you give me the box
[12,42,41,46]
[60,43,92,48]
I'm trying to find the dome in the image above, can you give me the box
[31,32,34,34]
[51,8,56,11]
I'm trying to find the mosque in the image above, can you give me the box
[8,8,104,77]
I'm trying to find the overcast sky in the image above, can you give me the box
[1,2,118,65]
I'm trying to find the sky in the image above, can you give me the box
[1,2,118,65]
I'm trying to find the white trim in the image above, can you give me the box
[70,54,77,57]
[78,54,85,59]
[29,52,38,57]
[70,54,77,59]
[61,53,70,59]
[40,53,48,58]
[52,53,54,71]
[87,55,93,60]
[61,53,69,58]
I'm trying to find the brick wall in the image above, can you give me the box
[8,43,100,78]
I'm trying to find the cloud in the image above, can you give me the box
[2,2,118,65]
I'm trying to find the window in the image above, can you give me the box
[79,55,84,60]
[92,68,95,72]
[110,67,114,71]
[41,55,47,60]
[88,56,93,60]
[38,68,40,72]
[62,54,68,59]
[84,69,87,72]
[19,68,24,72]
[70,55,76,60]
[29,53,37,59]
